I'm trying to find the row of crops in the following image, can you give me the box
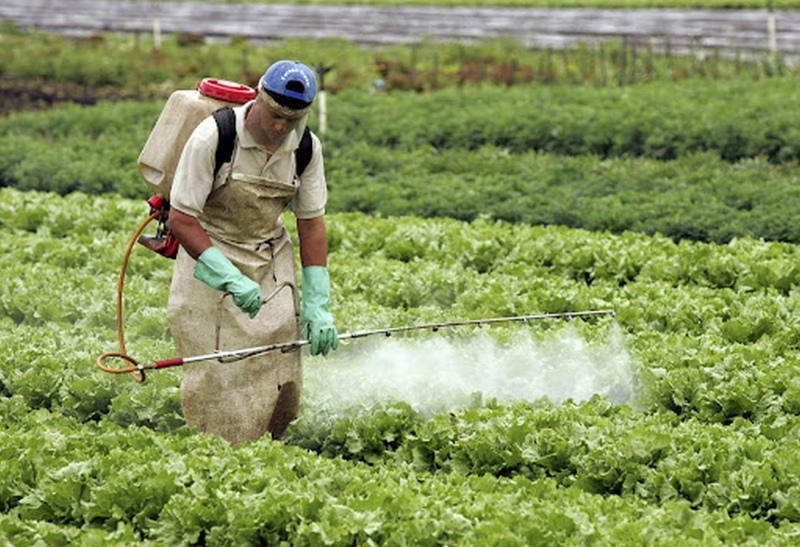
[2,25,800,543]
[0,25,793,102]
[4,77,800,242]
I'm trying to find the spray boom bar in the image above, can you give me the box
[97,309,615,382]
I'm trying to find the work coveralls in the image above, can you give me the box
[167,102,327,444]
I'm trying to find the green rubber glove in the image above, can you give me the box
[301,266,339,356]
[194,246,262,319]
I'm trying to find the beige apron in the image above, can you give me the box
[167,159,302,445]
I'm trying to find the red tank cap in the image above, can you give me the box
[197,78,256,104]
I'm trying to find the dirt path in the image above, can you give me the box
[3,0,800,56]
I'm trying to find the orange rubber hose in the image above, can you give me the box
[96,211,163,383]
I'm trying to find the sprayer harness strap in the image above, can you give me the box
[211,106,313,180]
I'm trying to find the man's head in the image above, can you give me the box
[248,60,316,148]
[259,60,317,119]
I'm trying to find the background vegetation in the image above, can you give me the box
[3,77,800,243]
[0,24,790,108]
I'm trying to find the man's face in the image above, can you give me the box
[257,100,301,144]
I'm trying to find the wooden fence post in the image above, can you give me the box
[316,64,332,134]
[150,1,161,51]
[767,0,778,55]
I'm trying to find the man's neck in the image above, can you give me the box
[244,104,281,152]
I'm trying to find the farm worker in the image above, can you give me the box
[166,60,338,444]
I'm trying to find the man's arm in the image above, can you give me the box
[297,215,337,355]
[168,208,213,260]
[297,216,328,267]
[170,207,262,318]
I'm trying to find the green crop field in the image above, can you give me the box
[3,189,800,543]
[2,25,800,544]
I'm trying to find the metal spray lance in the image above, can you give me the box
[97,310,615,382]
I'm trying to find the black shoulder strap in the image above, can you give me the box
[213,109,312,179]
[295,126,312,177]
[212,107,237,179]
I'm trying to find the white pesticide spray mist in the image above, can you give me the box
[301,322,638,420]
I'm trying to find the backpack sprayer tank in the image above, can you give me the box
[138,78,256,199]
[135,78,256,257]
